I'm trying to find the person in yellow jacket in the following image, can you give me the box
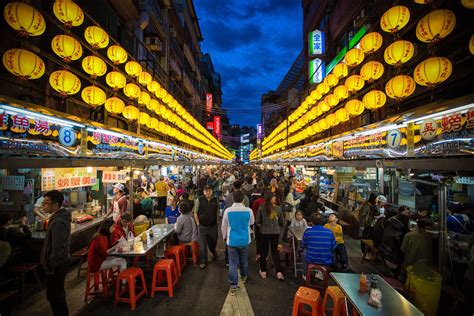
[155,175,169,218]
[324,213,349,270]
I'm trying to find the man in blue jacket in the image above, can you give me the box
[221,190,254,295]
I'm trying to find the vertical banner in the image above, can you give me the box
[257,123,263,139]
[206,93,213,113]
[308,29,325,55]
[309,58,325,84]
[213,116,221,141]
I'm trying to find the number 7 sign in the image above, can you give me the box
[386,129,402,149]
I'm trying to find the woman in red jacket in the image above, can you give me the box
[87,219,127,273]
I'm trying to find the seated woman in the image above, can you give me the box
[87,219,127,274]
[174,202,198,243]
[111,213,134,244]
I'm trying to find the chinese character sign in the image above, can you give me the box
[41,168,97,191]
[309,58,325,84]
[206,93,213,113]
[214,116,221,139]
[308,29,325,55]
[420,119,438,140]
[102,171,127,183]
[257,124,263,139]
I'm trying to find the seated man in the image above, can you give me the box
[301,212,336,280]
[0,214,31,248]
[401,218,432,269]
[111,213,134,244]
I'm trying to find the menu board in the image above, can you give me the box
[0,176,25,190]
[86,130,147,159]
[102,170,127,183]
[41,167,97,191]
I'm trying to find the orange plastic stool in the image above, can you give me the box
[305,264,329,291]
[292,286,322,316]
[322,286,346,316]
[151,259,178,297]
[165,245,186,276]
[84,267,118,302]
[114,267,147,311]
[183,241,199,265]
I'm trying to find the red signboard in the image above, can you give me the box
[206,122,214,131]
[214,116,221,140]
[206,93,213,113]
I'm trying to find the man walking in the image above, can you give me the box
[221,191,254,295]
[193,185,220,269]
[40,190,71,316]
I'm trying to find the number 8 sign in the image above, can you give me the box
[386,129,402,149]
[59,127,77,147]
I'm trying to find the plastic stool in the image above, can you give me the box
[84,267,118,302]
[151,259,178,297]
[165,245,186,276]
[322,286,346,316]
[292,286,322,316]
[114,267,147,311]
[183,241,199,265]
[305,264,329,291]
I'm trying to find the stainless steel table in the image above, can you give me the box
[31,216,106,239]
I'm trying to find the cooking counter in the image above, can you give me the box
[31,216,106,239]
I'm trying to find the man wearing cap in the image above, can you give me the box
[106,183,128,222]
[193,184,220,269]
[155,175,169,218]
[376,195,387,218]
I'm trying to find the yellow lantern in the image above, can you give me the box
[326,113,339,127]
[345,75,365,93]
[53,0,84,28]
[82,55,107,78]
[318,100,330,113]
[414,0,432,3]
[84,26,109,49]
[344,48,364,66]
[309,89,322,101]
[385,75,416,100]
[51,35,82,63]
[107,45,128,64]
[324,74,339,87]
[124,61,142,77]
[306,95,317,106]
[49,70,81,96]
[470,35,474,55]
[413,57,452,87]
[104,97,125,114]
[148,118,159,130]
[336,108,349,122]
[416,10,456,43]
[318,118,329,131]
[106,71,126,90]
[138,91,151,107]
[122,106,139,120]
[123,83,141,100]
[316,83,330,95]
[334,85,349,100]
[81,86,106,107]
[2,49,45,80]
[332,63,349,79]
[462,0,474,9]
[360,32,383,54]
[4,2,46,37]
[311,122,321,134]
[138,112,150,125]
[345,99,365,116]
[138,71,152,86]
[147,80,160,93]
[326,94,339,107]
[362,90,387,110]
[149,99,160,112]
[360,61,385,82]
[380,5,410,33]
[155,87,166,99]
[384,40,415,67]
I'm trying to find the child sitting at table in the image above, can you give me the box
[291,210,308,229]
[111,213,134,244]
[324,213,349,270]
[174,202,198,244]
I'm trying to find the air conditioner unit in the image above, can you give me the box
[144,36,162,52]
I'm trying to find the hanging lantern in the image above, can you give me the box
[124,61,142,77]
[360,32,383,54]
[462,0,474,9]
[53,0,84,28]
[318,100,330,113]
[49,70,81,97]
[413,57,452,87]
[149,99,160,112]
[84,26,109,49]
[308,107,318,120]
[4,2,46,37]
[155,87,166,99]
[309,89,322,101]
[306,95,317,106]
[416,10,456,43]
[2,49,45,80]
[311,122,321,134]
[345,75,365,93]
[334,85,349,100]
[138,112,150,125]
[345,99,365,116]
[123,83,141,99]
[332,63,349,79]
[344,48,364,66]
[384,40,415,67]
[149,117,159,130]
[138,91,151,107]
[336,108,349,122]
[326,94,339,107]
[51,35,83,63]
[362,90,387,110]
[360,61,385,82]
[470,35,474,55]
[122,106,139,120]
[107,45,128,64]
[318,118,329,131]
[105,97,125,114]
[380,5,410,33]
[82,55,107,78]
[138,71,152,86]
[147,80,160,93]
[385,75,416,100]
[414,0,432,4]
[316,83,330,95]
[81,86,106,107]
[324,74,339,87]
[326,114,339,127]
[106,71,126,90]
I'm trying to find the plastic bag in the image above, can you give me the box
[368,288,382,308]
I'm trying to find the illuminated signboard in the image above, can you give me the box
[309,58,325,84]
[86,128,146,158]
[308,29,325,55]
[206,93,213,113]
[41,167,97,191]
[214,116,221,139]
[257,124,263,139]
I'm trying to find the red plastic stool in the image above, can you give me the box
[183,241,199,265]
[322,286,346,316]
[114,267,147,311]
[151,259,178,297]
[292,286,322,316]
[84,267,118,302]
[305,264,329,291]
[165,245,186,276]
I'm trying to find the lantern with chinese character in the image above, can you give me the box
[311,122,321,134]
[84,26,109,49]
[51,35,83,63]
[147,80,160,93]
[155,87,166,99]
[462,0,474,9]
[124,61,142,77]
[345,75,365,93]
[4,2,46,37]
[310,89,322,101]
[360,32,383,54]
[336,108,349,122]
[334,85,349,100]
[138,71,152,86]
[324,74,339,87]
[416,10,456,43]
[53,0,84,28]
[380,6,410,33]
[345,99,365,116]
[307,106,318,121]
[106,71,126,90]
[163,93,173,105]
[49,70,81,97]
[148,117,159,130]
[138,91,151,107]
[360,61,385,82]
[81,85,106,107]
[122,106,139,120]
[384,40,415,67]
[413,57,452,87]
[82,55,107,78]
[318,118,329,131]
[104,97,124,114]
[147,99,159,113]
[385,75,416,100]
[123,83,140,100]
[325,94,339,107]
[138,112,150,125]
[107,45,127,64]
[362,90,387,110]
[326,113,339,127]
[306,95,317,106]
[2,49,45,80]
[318,100,331,114]
[316,83,330,95]
[344,48,364,66]
[332,63,349,79]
